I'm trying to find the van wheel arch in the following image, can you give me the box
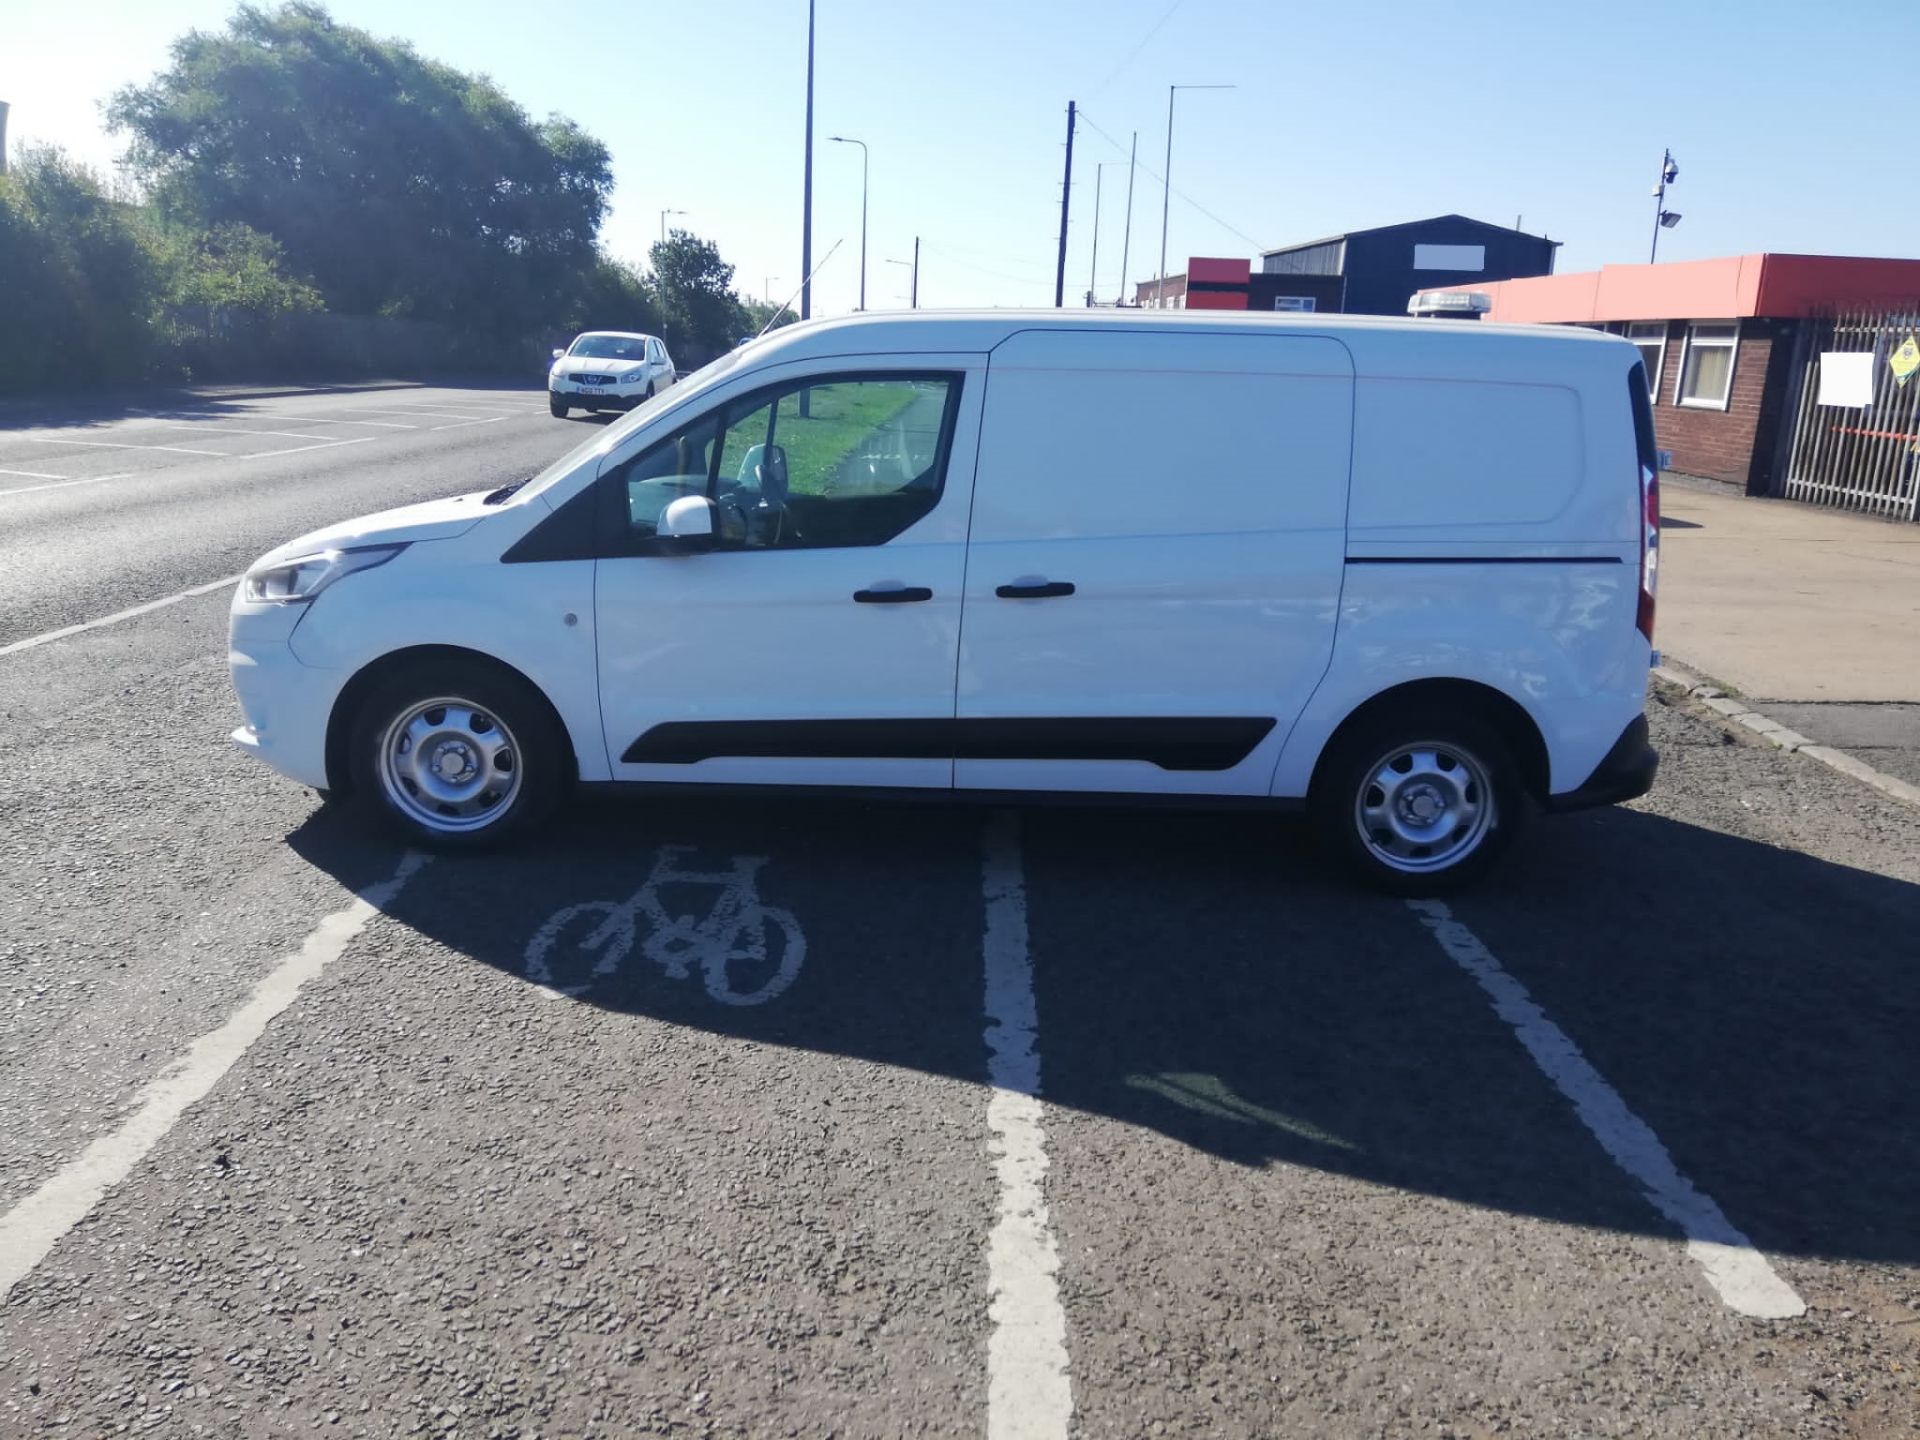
[1310,679,1551,807]
[325,646,579,798]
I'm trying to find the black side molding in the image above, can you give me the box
[622,716,1277,772]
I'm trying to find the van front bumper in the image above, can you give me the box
[1547,714,1659,813]
[229,604,344,792]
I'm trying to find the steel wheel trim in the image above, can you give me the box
[377,696,523,834]
[1353,740,1496,874]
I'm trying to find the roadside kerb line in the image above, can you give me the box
[1652,661,1920,811]
[0,852,429,1305]
[0,472,137,500]
[981,813,1074,1439]
[1407,898,1807,1321]
[0,574,244,658]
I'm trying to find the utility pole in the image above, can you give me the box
[1118,131,1136,306]
[801,0,815,321]
[911,235,919,308]
[1054,100,1076,308]
[1087,163,1106,306]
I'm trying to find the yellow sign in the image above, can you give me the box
[1892,334,1920,388]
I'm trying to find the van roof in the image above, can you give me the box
[745,307,1626,362]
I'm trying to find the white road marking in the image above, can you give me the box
[0,573,243,659]
[348,406,509,421]
[0,472,136,500]
[430,415,510,431]
[258,414,417,429]
[0,465,68,480]
[13,435,227,456]
[248,435,380,458]
[524,846,805,1005]
[981,813,1074,1439]
[1407,899,1806,1321]
[0,853,427,1305]
[142,422,336,441]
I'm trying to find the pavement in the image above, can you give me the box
[1660,480,1920,785]
[2,387,1919,1437]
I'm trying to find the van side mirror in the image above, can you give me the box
[659,494,716,554]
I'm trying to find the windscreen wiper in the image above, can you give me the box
[482,478,529,505]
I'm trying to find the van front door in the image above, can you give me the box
[595,359,982,788]
[954,329,1354,797]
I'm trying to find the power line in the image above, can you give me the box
[1077,106,1268,254]
[921,245,1055,288]
[1087,0,1189,98]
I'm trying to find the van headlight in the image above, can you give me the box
[243,543,407,604]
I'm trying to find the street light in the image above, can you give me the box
[659,208,686,245]
[884,239,919,308]
[764,276,781,305]
[1649,149,1680,263]
[828,135,868,310]
[1087,162,1110,306]
[1157,84,1233,308]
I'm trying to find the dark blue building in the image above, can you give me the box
[1258,214,1560,316]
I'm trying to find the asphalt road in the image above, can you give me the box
[2,384,1918,1438]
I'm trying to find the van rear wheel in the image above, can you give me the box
[1313,708,1524,895]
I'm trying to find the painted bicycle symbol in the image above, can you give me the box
[524,845,806,1006]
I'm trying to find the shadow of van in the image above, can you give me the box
[285,785,1920,1268]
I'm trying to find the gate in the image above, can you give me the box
[1780,311,1920,520]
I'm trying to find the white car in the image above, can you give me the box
[548,331,676,417]
[230,310,1659,892]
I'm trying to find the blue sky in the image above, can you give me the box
[7,0,1918,314]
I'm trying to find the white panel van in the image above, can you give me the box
[229,311,1661,893]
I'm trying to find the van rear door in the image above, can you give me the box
[954,328,1354,796]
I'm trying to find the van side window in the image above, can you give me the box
[600,373,959,555]
[600,409,723,549]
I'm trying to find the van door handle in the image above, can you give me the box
[995,580,1076,599]
[853,586,933,603]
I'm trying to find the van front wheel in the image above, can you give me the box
[348,660,567,851]
[1313,710,1524,895]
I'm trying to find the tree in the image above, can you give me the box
[649,229,752,365]
[741,299,799,337]
[0,146,162,388]
[108,2,612,335]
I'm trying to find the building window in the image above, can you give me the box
[1625,321,1667,400]
[1273,296,1316,312]
[1675,321,1738,409]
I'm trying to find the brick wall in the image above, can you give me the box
[1645,320,1773,487]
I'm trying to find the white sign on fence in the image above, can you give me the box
[1816,351,1875,408]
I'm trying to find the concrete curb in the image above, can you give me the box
[1651,661,1920,811]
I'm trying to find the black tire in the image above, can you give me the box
[347,658,568,852]
[1311,705,1527,896]
[548,393,569,418]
